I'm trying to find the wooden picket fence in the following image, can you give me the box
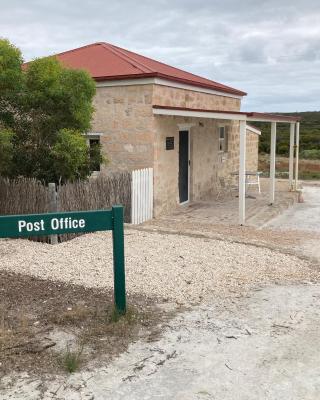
[131,168,153,224]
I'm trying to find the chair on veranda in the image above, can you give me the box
[216,177,238,200]
[245,171,262,194]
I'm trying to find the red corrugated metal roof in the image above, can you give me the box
[34,42,246,96]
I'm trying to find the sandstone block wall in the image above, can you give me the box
[153,116,180,215]
[90,82,258,217]
[246,131,259,171]
[91,85,155,173]
[151,85,244,215]
[152,85,241,111]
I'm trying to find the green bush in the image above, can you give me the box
[300,149,320,160]
[257,111,320,158]
[0,38,103,183]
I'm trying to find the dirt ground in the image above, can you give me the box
[2,283,320,400]
[0,272,168,377]
[1,183,320,399]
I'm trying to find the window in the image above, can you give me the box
[218,126,228,153]
[89,138,101,172]
[83,132,103,173]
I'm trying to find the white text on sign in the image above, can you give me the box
[18,218,86,233]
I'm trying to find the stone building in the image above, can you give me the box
[52,42,290,219]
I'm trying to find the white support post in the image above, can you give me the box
[269,122,277,204]
[294,122,300,190]
[239,120,246,225]
[288,123,295,190]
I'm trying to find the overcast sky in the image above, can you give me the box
[1,0,319,112]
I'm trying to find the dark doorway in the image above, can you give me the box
[179,130,189,203]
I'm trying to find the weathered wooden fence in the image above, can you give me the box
[131,168,153,224]
[0,168,154,242]
[0,178,50,216]
[58,173,132,222]
[0,173,131,242]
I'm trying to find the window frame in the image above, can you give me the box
[218,125,228,153]
[84,132,103,173]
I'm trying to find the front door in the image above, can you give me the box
[179,130,189,203]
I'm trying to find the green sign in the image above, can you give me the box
[0,205,126,314]
[0,209,113,238]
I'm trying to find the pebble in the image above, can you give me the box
[0,229,318,304]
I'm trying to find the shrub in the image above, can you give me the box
[300,149,320,160]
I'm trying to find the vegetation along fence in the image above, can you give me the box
[0,168,154,242]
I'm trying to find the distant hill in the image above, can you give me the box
[255,111,320,157]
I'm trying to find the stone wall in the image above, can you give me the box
[91,84,155,172]
[152,117,242,216]
[152,84,241,111]
[90,82,258,217]
[153,118,259,216]
[151,85,243,215]
[246,131,259,171]
[191,119,240,201]
[153,116,180,215]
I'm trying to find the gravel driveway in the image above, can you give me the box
[0,229,318,304]
[1,216,320,399]
[265,184,320,263]
[265,184,320,233]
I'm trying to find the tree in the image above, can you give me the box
[0,38,103,183]
[52,129,104,183]
[0,39,24,127]
[0,129,14,175]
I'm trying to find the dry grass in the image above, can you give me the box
[59,343,84,373]
[0,271,167,375]
[50,305,93,325]
[0,305,12,350]
[259,154,320,179]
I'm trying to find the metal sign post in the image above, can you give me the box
[0,205,126,314]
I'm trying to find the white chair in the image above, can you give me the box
[245,172,261,194]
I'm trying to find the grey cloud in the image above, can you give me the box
[0,0,319,111]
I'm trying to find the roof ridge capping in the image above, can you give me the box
[22,42,106,66]
[26,42,247,97]
[108,43,246,96]
[102,43,154,74]
[42,42,106,59]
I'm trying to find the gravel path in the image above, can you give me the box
[0,229,318,304]
[265,185,320,233]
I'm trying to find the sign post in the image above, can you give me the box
[112,205,126,314]
[0,205,126,314]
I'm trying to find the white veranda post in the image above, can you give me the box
[289,123,295,190]
[239,120,246,225]
[294,122,300,190]
[269,122,277,204]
